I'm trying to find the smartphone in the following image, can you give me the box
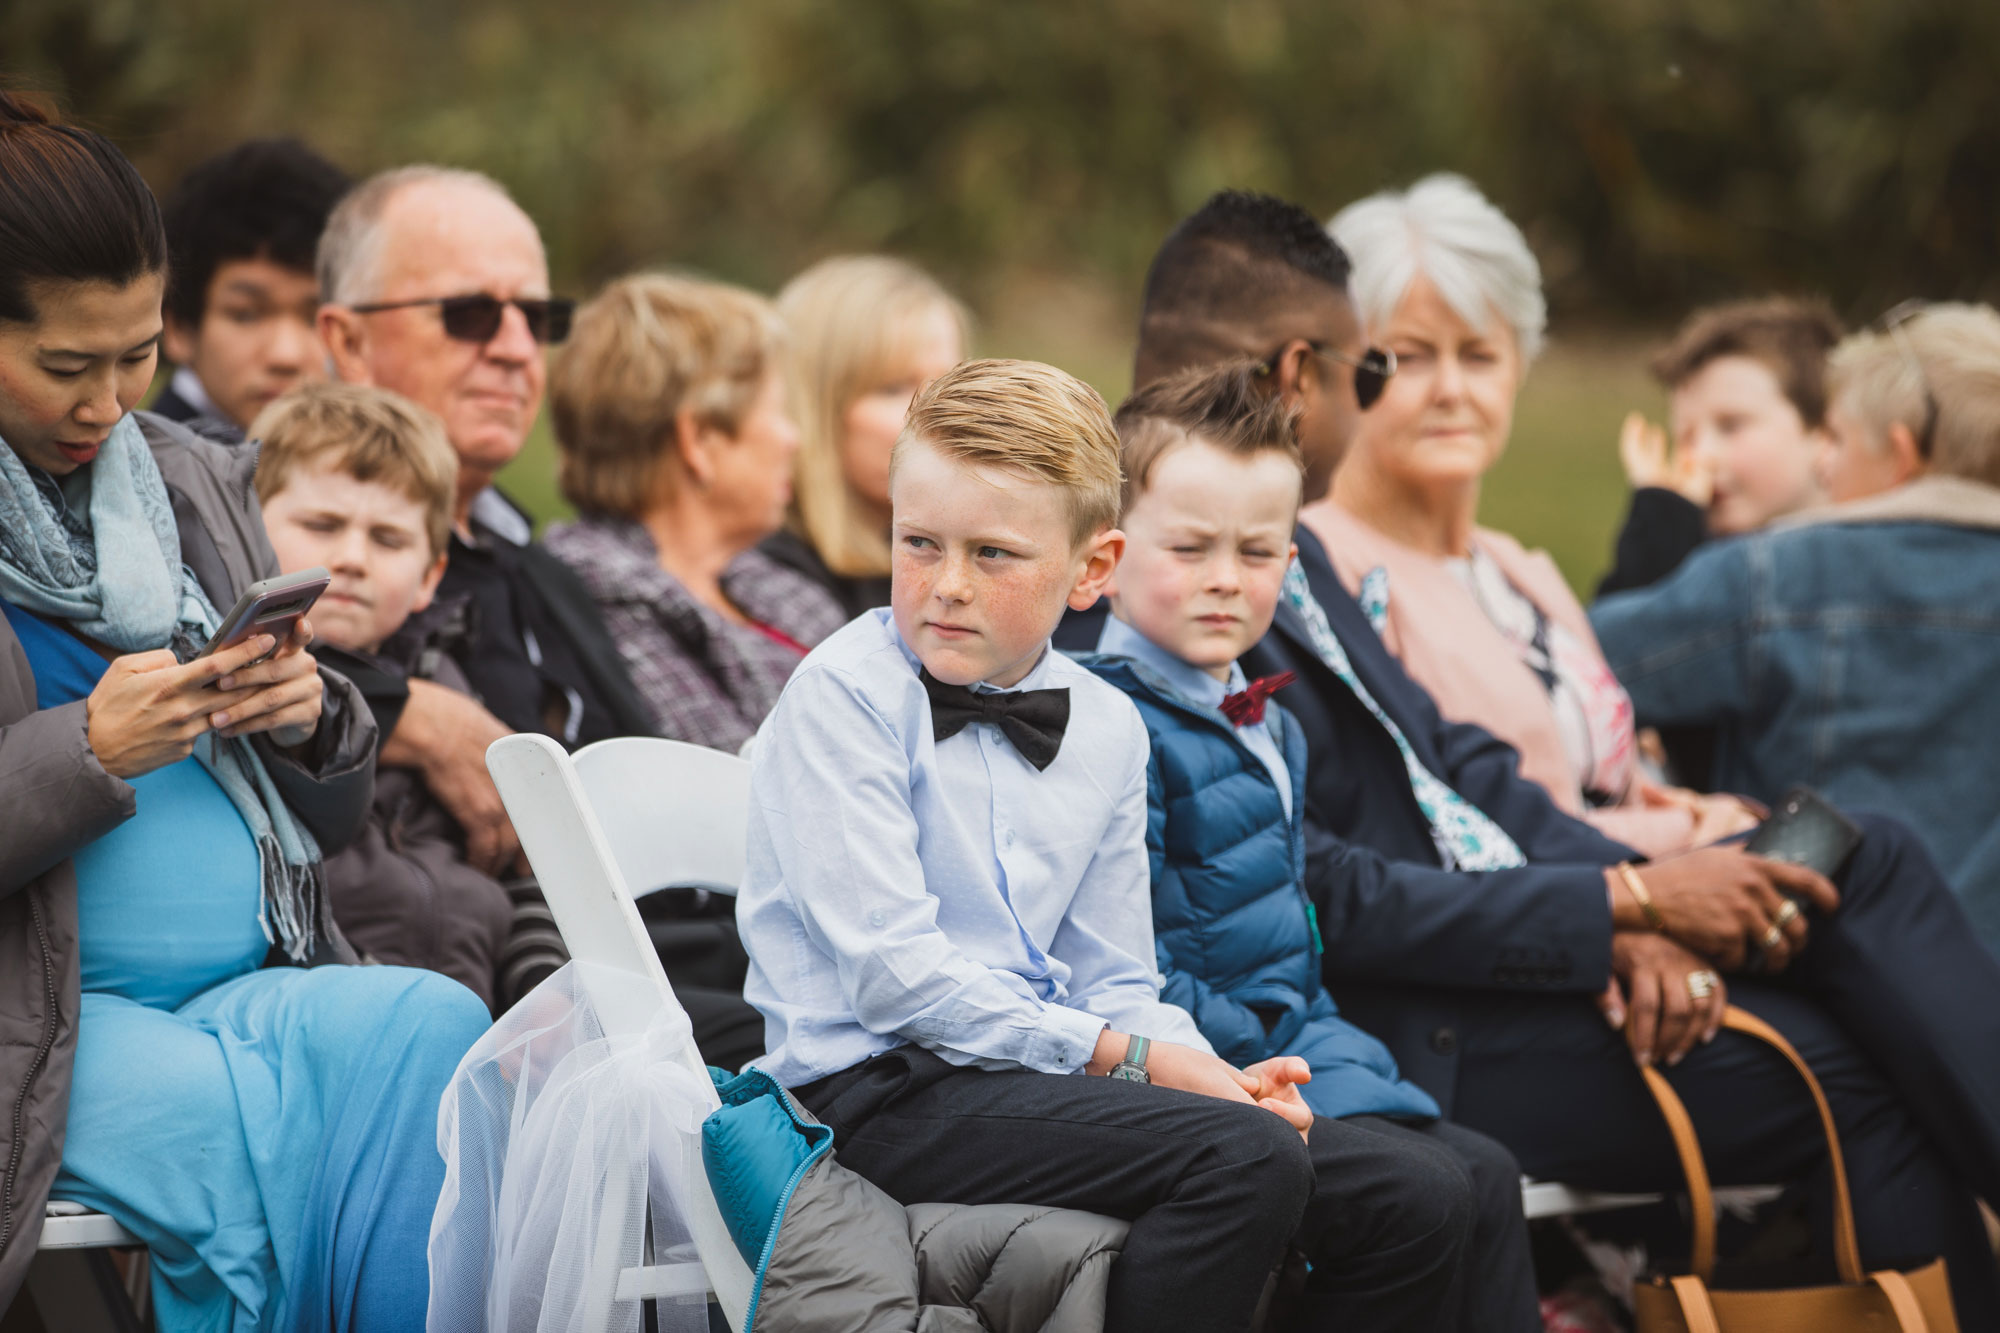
[1746,786,1864,879]
[198,567,331,662]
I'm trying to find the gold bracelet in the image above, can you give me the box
[1616,862,1666,932]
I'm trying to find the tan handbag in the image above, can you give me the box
[1629,1006,1959,1333]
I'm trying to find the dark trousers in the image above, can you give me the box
[795,1047,1539,1333]
[1447,813,2000,1325]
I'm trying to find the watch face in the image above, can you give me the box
[1109,1062,1149,1084]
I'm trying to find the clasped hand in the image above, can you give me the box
[86,622,323,779]
[1095,1034,1313,1142]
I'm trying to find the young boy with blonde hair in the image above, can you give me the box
[738,358,1480,1332]
[1084,359,1541,1331]
[254,382,515,1008]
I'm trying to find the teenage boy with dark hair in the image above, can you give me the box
[740,357,1487,1332]
[1088,189,2000,1324]
[157,138,352,441]
[1599,297,1845,598]
[1084,359,1540,1331]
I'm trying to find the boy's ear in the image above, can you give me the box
[163,313,199,367]
[408,550,450,618]
[1068,527,1125,612]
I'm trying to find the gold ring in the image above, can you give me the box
[1760,920,1786,952]
[1686,970,1718,1001]
[1773,899,1802,928]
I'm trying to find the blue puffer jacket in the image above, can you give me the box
[1083,654,1438,1122]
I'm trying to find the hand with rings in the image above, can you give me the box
[1759,898,1803,955]
[1604,933,1729,1067]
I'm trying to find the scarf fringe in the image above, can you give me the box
[257,838,324,962]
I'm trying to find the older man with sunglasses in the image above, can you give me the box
[316,166,653,878]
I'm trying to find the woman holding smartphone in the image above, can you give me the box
[0,92,488,1329]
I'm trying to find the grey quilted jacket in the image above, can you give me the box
[706,1065,1127,1332]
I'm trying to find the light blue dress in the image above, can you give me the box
[6,602,491,1332]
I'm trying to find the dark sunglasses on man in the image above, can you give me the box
[348,293,576,345]
[1255,338,1397,410]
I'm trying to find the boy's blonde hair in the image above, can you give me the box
[250,382,457,556]
[779,255,970,578]
[1829,302,2000,487]
[1112,359,1304,515]
[552,272,785,518]
[893,359,1123,546]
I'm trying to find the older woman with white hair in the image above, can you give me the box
[1302,174,1757,858]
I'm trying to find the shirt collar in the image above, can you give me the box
[169,366,217,416]
[1099,615,1245,711]
[467,487,534,548]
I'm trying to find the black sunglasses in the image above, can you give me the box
[1256,339,1397,410]
[348,293,575,345]
[1876,300,1938,461]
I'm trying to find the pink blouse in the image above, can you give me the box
[1300,500,1699,859]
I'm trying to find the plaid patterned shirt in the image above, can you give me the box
[543,516,848,753]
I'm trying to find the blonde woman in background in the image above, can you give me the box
[761,255,969,616]
[544,273,845,756]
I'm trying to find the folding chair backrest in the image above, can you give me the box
[485,732,755,1326]
[572,737,753,898]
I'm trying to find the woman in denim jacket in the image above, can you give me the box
[1593,303,2000,954]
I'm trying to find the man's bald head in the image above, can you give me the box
[316,166,554,516]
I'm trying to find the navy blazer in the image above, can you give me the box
[1058,526,1634,1112]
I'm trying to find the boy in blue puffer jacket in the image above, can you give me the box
[1081,359,1542,1332]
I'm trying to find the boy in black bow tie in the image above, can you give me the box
[737,358,1484,1332]
[1082,359,1543,1332]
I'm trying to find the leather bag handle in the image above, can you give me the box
[1661,1270,1931,1333]
[1635,1005,1864,1284]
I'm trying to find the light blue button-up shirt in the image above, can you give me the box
[739,609,1211,1088]
[1097,616,1293,822]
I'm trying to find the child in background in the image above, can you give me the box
[1600,296,1844,596]
[254,383,514,1009]
[1083,360,1540,1333]
[738,357,1485,1332]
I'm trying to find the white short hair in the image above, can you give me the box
[1328,173,1547,362]
[316,164,524,305]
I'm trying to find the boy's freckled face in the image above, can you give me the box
[1111,439,1300,679]
[889,438,1109,689]
[262,462,446,653]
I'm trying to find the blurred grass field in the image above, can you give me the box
[498,281,1661,597]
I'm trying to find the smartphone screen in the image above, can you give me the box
[1745,787,1863,879]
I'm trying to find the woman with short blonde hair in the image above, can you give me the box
[762,255,969,616]
[545,272,845,752]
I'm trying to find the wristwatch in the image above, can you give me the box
[1107,1034,1151,1084]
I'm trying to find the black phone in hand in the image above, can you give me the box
[1746,786,1863,879]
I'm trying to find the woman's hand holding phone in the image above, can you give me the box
[210,618,322,746]
[86,632,277,777]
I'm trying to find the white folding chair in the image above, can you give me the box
[28,1201,146,1331]
[1521,1177,1782,1220]
[570,737,752,900]
[486,732,756,1329]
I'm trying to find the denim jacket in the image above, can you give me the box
[1590,476,2000,951]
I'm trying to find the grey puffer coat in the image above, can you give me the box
[0,412,376,1309]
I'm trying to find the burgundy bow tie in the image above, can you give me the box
[1220,672,1296,727]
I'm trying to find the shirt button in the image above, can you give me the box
[868,909,887,928]
[1429,1026,1459,1056]
[1002,829,1016,849]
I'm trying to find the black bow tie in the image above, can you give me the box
[921,670,1071,772]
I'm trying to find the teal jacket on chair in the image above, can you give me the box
[1082,653,1438,1123]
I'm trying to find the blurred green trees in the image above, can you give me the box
[9,0,1997,322]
